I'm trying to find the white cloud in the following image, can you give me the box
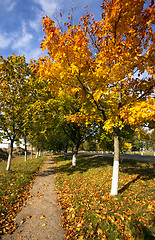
[17,46,47,62]
[7,1,17,11]
[0,0,17,12]
[33,0,59,15]
[29,10,43,32]
[29,48,46,60]
[0,33,12,49]
[12,22,33,50]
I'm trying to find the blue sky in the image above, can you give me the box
[0,0,102,62]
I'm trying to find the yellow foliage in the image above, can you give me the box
[124,142,132,150]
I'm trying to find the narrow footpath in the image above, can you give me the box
[2,157,65,240]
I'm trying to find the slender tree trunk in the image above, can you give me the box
[110,129,120,196]
[24,136,27,161]
[36,148,39,158]
[72,144,78,167]
[6,139,14,171]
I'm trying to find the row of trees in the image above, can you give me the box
[0,54,101,169]
[0,0,154,195]
[34,0,154,195]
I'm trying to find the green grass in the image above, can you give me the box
[125,152,154,156]
[0,154,46,235]
[54,154,155,240]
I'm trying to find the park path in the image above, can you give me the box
[2,156,65,240]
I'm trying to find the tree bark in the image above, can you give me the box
[36,148,39,158]
[6,139,14,171]
[110,129,120,196]
[72,144,79,167]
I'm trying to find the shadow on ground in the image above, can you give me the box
[54,154,155,194]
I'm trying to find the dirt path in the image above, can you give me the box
[2,157,65,240]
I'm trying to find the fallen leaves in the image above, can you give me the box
[55,155,155,239]
[40,215,46,220]
[0,155,45,236]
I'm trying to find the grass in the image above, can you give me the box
[0,154,46,235]
[54,154,155,240]
[125,152,154,156]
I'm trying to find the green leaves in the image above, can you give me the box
[0,54,31,141]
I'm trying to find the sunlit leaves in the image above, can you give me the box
[36,0,155,136]
[55,154,155,239]
[0,54,31,142]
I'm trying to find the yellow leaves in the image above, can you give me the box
[148,204,153,211]
[71,64,79,74]
[121,97,155,125]
[40,215,46,219]
[103,118,124,133]
[77,236,84,240]
[93,89,104,102]
[124,142,132,149]
[42,223,46,227]
[97,228,103,236]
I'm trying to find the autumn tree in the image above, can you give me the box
[29,65,96,165]
[0,54,31,170]
[36,0,154,195]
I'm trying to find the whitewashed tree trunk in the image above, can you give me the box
[25,151,27,161]
[6,139,13,171]
[72,153,77,167]
[110,134,120,196]
[72,144,79,167]
[6,153,12,171]
[36,149,39,158]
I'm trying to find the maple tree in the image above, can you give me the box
[36,0,154,195]
[0,54,31,170]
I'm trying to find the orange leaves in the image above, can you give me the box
[35,0,155,138]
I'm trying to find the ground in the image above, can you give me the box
[1,157,65,240]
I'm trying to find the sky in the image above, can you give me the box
[0,0,103,62]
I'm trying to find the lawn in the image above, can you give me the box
[0,154,45,235]
[54,154,155,240]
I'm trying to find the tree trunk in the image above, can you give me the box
[36,148,39,158]
[6,139,14,171]
[72,144,78,167]
[110,129,120,196]
[24,136,27,161]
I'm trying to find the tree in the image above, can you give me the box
[36,0,154,195]
[29,67,96,166]
[0,54,31,170]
